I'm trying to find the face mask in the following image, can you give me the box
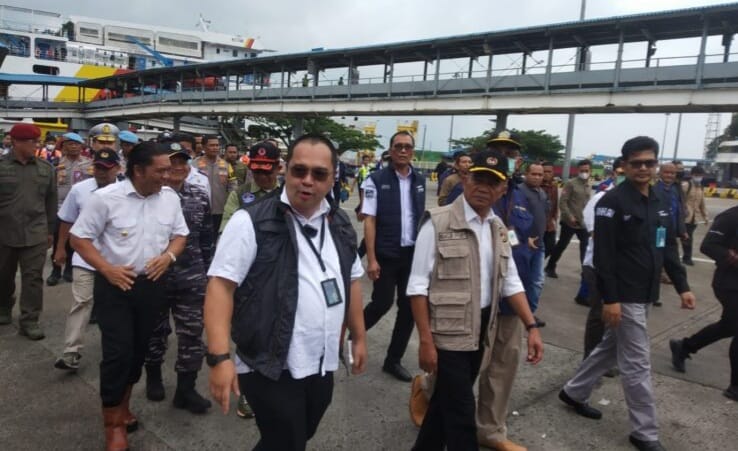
[578,172,590,180]
[616,175,626,185]
[507,159,516,175]
[692,177,702,184]
[45,144,55,151]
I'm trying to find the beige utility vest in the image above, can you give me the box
[426,196,512,352]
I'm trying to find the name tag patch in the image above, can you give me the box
[596,207,615,218]
[364,189,375,199]
[438,231,467,241]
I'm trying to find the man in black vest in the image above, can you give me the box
[205,134,367,450]
[360,131,426,381]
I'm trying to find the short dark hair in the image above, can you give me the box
[172,133,195,149]
[690,165,705,175]
[525,161,543,172]
[287,134,338,171]
[621,136,659,160]
[203,134,220,144]
[672,159,683,166]
[225,143,238,150]
[453,150,469,162]
[577,159,592,168]
[541,161,554,167]
[389,131,415,148]
[613,157,624,171]
[125,142,169,179]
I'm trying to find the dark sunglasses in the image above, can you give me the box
[628,159,658,169]
[289,164,332,182]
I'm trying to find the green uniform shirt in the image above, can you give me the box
[0,151,57,247]
[219,181,278,233]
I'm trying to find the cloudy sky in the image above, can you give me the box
[15,0,737,159]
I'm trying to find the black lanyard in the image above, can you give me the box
[299,218,326,273]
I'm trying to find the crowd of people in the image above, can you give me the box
[0,121,736,451]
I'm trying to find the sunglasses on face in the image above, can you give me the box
[392,143,414,151]
[289,164,332,182]
[628,159,658,169]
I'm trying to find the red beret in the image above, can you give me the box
[9,123,41,140]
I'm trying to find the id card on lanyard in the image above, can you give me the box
[300,218,343,308]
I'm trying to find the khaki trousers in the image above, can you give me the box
[477,314,523,443]
[0,242,47,326]
[63,267,95,354]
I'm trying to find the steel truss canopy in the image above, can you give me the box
[79,2,738,90]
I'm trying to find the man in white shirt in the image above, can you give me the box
[54,149,120,372]
[205,134,367,450]
[408,149,543,451]
[70,141,188,451]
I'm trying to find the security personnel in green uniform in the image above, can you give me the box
[219,140,281,233]
[0,124,57,340]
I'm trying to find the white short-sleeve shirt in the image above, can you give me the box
[407,197,524,306]
[70,179,189,274]
[58,178,117,271]
[361,169,417,247]
[208,190,364,378]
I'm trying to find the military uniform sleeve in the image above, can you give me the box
[701,209,738,267]
[592,193,619,303]
[220,189,240,233]
[199,190,214,266]
[46,165,58,233]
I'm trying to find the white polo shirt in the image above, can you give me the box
[407,197,525,306]
[208,190,364,379]
[70,179,189,275]
[361,168,417,247]
[58,177,116,272]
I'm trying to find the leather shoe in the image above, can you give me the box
[558,389,602,419]
[480,438,527,451]
[669,339,688,373]
[574,295,589,306]
[382,362,412,382]
[45,273,60,286]
[724,385,738,402]
[629,435,666,451]
[545,267,558,278]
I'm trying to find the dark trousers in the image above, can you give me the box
[684,287,738,387]
[50,220,73,275]
[0,242,46,325]
[211,214,223,237]
[681,222,698,261]
[543,230,556,259]
[239,371,333,451]
[582,266,605,358]
[546,222,588,270]
[95,274,166,406]
[145,279,206,373]
[413,307,491,451]
[363,247,414,364]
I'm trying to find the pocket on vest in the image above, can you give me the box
[429,292,471,335]
[437,245,471,280]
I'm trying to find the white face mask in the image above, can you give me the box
[507,159,516,175]
[692,177,702,184]
[578,171,590,180]
[45,144,55,151]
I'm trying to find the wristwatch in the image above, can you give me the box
[205,352,231,367]
[526,323,540,331]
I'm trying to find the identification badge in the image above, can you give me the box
[507,229,520,247]
[321,278,343,308]
[656,226,666,248]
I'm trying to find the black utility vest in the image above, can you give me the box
[231,190,358,381]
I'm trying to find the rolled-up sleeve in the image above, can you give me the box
[406,220,436,297]
[501,253,525,298]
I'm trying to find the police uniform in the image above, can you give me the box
[0,124,57,338]
[193,154,235,233]
[144,179,213,412]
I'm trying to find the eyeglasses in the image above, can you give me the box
[392,143,414,151]
[289,164,332,182]
[628,159,658,169]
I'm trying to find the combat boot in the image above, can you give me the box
[145,364,165,401]
[173,371,212,414]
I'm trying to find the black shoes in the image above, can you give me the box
[682,258,694,266]
[724,385,738,402]
[545,267,558,278]
[558,389,602,419]
[46,272,61,286]
[574,295,589,306]
[669,339,689,373]
[629,435,666,451]
[534,316,546,328]
[652,300,662,307]
[145,364,166,401]
[172,372,212,414]
[382,362,412,382]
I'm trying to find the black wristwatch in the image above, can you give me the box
[205,352,231,367]
[526,323,540,332]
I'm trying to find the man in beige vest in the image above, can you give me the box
[407,149,543,451]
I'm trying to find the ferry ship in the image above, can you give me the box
[0,4,264,135]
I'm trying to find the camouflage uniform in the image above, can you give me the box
[145,182,213,372]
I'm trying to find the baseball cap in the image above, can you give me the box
[93,148,120,168]
[469,149,508,181]
[62,132,85,144]
[9,123,41,140]
[487,130,521,148]
[119,130,140,145]
[89,123,119,142]
[248,141,280,171]
[165,141,191,160]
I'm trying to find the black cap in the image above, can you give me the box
[248,141,280,171]
[93,148,120,168]
[469,149,508,181]
[164,141,191,160]
[487,129,521,148]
